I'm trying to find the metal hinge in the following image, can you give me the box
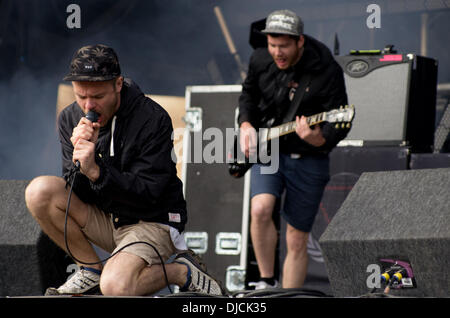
[225,265,246,291]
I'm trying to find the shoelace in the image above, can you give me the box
[63,269,98,290]
[188,271,212,294]
[177,250,207,272]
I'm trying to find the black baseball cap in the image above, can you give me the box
[63,44,121,81]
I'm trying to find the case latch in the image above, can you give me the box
[215,232,241,255]
[184,231,208,254]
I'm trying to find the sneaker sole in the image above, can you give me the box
[44,284,101,296]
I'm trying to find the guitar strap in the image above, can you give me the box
[281,72,312,124]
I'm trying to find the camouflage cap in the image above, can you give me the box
[63,44,121,81]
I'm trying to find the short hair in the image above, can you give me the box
[110,76,123,91]
[267,33,301,42]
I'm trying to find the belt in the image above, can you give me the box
[288,152,329,159]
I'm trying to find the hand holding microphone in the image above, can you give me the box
[71,111,100,181]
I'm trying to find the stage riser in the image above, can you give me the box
[0,180,74,296]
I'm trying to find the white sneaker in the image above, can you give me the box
[45,267,101,295]
[248,280,280,290]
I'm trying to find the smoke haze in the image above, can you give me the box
[0,0,449,179]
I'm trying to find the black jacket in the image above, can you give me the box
[238,34,349,155]
[58,79,187,232]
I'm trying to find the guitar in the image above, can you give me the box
[227,105,355,178]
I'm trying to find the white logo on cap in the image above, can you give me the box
[268,20,293,30]
[267,13,297,32]
[271,14,295,24]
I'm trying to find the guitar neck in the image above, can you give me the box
[266,112,326,141]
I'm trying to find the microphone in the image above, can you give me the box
[75,110,99,169]
[86,110,99,123]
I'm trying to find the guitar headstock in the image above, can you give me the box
[326,105,355,129]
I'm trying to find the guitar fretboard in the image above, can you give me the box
[266,112,327,141]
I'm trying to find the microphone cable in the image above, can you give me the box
[64,166,173,294]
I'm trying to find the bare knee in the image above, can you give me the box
[25,176,64,218]
[251,196,275,224]
[251,204,272,224]
[100,254,145,296]
[100,276,129,296]
[100,270,135,296]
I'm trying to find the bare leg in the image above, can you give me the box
[282,223,309,288]
[250,193,278,278]
[25,176,101,270]
[100,251,188,296]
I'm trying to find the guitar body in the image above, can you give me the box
[228,158,254,178]
[227,134,271,178]
[227,105,355,178]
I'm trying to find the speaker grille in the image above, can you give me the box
[319,168,450,297]
[336,54,437,152]
[343,63,411,143]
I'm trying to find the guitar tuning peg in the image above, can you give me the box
[346,123,351,128]
[341,123,346,129]
[335,123,340,129]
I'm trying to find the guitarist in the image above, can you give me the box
[238,10,349,289]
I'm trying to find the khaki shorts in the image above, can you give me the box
[81,204,177,266]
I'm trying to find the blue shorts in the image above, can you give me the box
[250,153,330,233]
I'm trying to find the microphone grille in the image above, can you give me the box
[86,111,99,123]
